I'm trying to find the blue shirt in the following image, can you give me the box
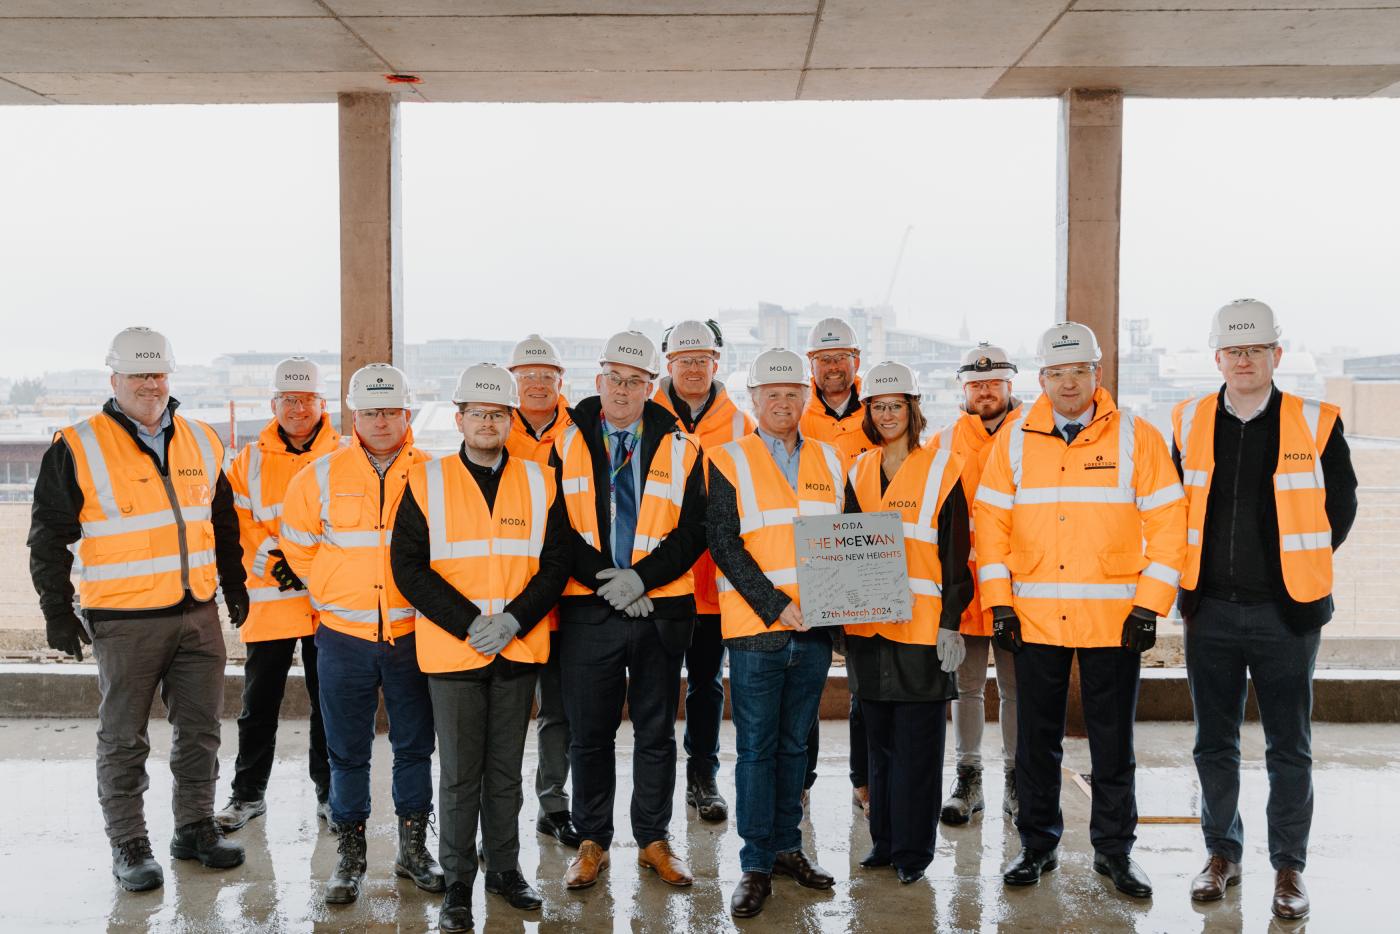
[113,399,173,469]
[601,416,643,534]
[756,428,804,492]
[1052,402,1095,439]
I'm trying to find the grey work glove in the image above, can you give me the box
[1121,606,1157,654]
[622,595,655,618]
[936,628,966,674]
[595,568,646,611]
[469,612,519,657]
[46,611,91,662]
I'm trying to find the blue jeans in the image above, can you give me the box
[315,626,435,825]
[1185,597,1321,870]
[728,633,832,873]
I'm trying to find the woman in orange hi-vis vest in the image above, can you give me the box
[842,362,972,885]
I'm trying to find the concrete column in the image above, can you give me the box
[1055,88,1123,397]
[338,92,403,430]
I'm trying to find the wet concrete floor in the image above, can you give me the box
[0,719,1394,932]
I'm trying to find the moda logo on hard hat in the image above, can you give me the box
[135,351,163,359]
[618,345,643,357]
[872,374,900,385]
[1228,322,1256,332]
[475,380,505,392]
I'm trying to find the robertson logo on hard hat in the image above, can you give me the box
[1050,334,1080,350]
[367,377,392,393]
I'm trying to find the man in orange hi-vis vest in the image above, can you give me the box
[216,356,341,836]
[975,321,1185,901]
[392,364,571,932]
[28,327,248,892]
[1173,300,1356,922]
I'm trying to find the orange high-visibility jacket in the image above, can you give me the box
[405,453,555,673]
[801,377,873,469]
[652,379,757,615]
[929,405,1026,637]
[280,429,431,643]
[227,415,342,642]
[506,397,572,465]
[554,422,701,599]
[844,444,964,646]
[1173,391,1339,603]
[707,433,845,639]
[59,411,224,611]
[974,388,1187,648]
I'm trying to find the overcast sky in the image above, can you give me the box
[1,97,1396,379]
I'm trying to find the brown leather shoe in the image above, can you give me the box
[564,840,609,890]
[852,785,871,818]
[730,871,772,918]
[773,850,835,890]
[638,839,693,886]
[1190,855,1242,902]
[1273,867,1309,920]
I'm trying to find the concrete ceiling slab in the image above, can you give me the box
[4,71,414,104]
[348,14,813,72]
[1026,9,1400,67]
[0,1,326,14]
[989,64,1400,99]
[799,66,1004,100]
[326,1,816,13]
[809,0,1069,69]
[0,76,49,103]
[413,68,800,102]
[1071,1,1400,11]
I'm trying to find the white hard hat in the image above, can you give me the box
[859,361,918,401]
[806,317,860,354]
[508,333,564,371]
[346,363,411,411]
[452,363,519,408]
[105,326,176,375]
[661,319,723,356]
[747,348,808,388]
[271,356,325,395]
[957,342,1018,384]
[1037,322,1103,368]
[1210,298,1282,349]
[598,330,660,378]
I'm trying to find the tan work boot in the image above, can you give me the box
[638,839,694,886]
[564,840,610,890]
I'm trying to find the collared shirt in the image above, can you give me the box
[756,428,804,492]
[601,416,643,531]
[1051,402,1096,438]
[363,445,404,479]
[1222,389,1270,423]
[112,399,173,468]
[822,392,856,419]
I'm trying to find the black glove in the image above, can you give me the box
[268,549,304,592]
[225,589,250,629]
[46,611,91,661]
[992,608,1024,656]
[1121,607,1157,653]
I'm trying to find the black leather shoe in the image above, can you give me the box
[536,810,581,848]
[439,880,474,932]
[686,769,729,822]
[170,817,245,869]
[896,866,926,884]
[1002,846,1058,886]
[730,871,772,918]
[773,850,835,890]
[1094,851,1153,898]
[858,849,891,869]
[112,836,164,891]
[485,869,542,910]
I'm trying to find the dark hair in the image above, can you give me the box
[861,394,926,449]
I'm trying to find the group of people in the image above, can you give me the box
[29,297,1354,927]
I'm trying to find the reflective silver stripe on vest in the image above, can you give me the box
[232,491,254,511]
[71,418,121,519]
[634,533,666,554]
[323,529,388,549]
[978,563,1010,583]
[1014,486,1135,506]
[940,424,955,450]
[561,476,589,495]
[1137,484,1185,512]
[81,548,215,583]
[909,577,942,597]
[914,447,952,534]
[280,525,321,547]
[1301,399,1321,441]
[248,585,306,604]
[1142,562,1181,587]
[248,444,265,521]
[427,458,546,562]
[716,566,798,592]
[1011,581,1137,600]
[726,442,766,534]
[1276,471,1322,491]
[1187,528,1201,546]
[817,442,846,512]
[1117,408,1136,491]
[312,601,416,624]
[80,505,211,538]
[1008,423,1025,489]
[670,434,687,507]
[1182,469,1209,488]
[425,458,449,560]
[903,522,938,545]
[251,534,278,578]
[315,455,333,527]
[1178,398,1199,457]
[975,486,1015,510]
[732,411,746,438]
[579,531,596,547]
[523,459,546,556]
[1283,531,1331,552]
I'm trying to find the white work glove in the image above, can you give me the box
[469,612,519,657]
[595,568,646,610]
[936,629,966,674]
[622,595,655,619]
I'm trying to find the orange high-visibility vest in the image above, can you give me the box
[844,444,964,645]
[974,388,1187,648]
[554,422,701,599]
[707,433,845,639]
[506,397,572,466]
[227,415,342,642]
[652,380,757,615]
[801,377,873,470]
[280,429,431,644]
[59,410,223,611]
[406,454,554,673]
[1173,391,1338,603]
[929,405,1026,637]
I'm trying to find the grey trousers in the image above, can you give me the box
[534,647,572,817]
[951,634,1018,770]
[430,665,538,887]
[91,600,226,845]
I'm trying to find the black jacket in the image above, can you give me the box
[553,396,707,653]
[28,398,247,625]
[1172,385,1358,633]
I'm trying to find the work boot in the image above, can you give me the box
[324,823,367,905]
[1002,765,1019,820]
[111,836,163,892]
[686,767,728,822]
[214,795,266,833]
[395,812,446,893]
[316,798,339,832]
[940,765,984,825]
[170,817,245,869]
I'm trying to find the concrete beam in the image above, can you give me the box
[1055,87,1123,395]
[338,92,404,429]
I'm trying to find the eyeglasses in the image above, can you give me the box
[357,408,406,421]
[602,371,651,392]
[1222,345,1276,361]
[669,355,714,371]
[275,394,320,410]
[1042,366,1094,382]
[122,373,168,383]
[462,408,510,423]
[964,379,1006,392]
[869,401,908,416]
[516,372,559,384]
[811,352,855,367]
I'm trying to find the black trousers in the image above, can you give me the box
[804,694,868,790]
[683,614,726,778]
[1014,643,1141,855]
[558,612,683,849]
[861,697,946,873]
[232,635,329,802]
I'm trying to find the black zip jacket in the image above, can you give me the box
[1172,385,1358,633]
[28,398,247,625]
